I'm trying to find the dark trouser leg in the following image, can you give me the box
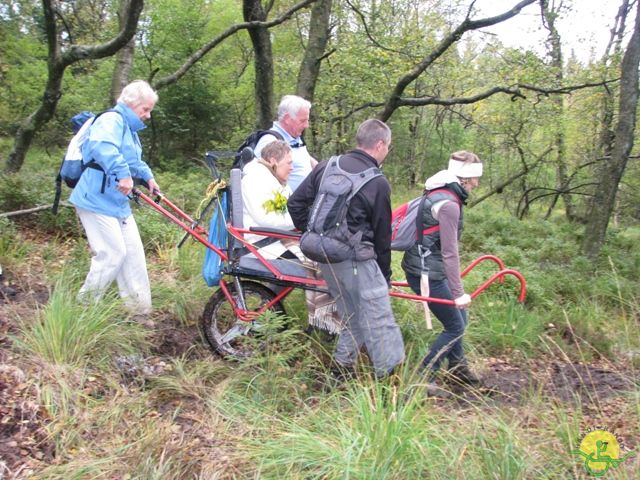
[406,273,466,373]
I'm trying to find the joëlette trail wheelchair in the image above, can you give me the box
[133,150,527,360]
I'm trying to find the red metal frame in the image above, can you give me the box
[218,280,295,321]
[134,188,527,322]
[135,189,227,261]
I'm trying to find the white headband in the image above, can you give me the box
[448,159,483,178]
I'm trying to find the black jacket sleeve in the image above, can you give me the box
[368,177,393,283]
[287,161,326,231]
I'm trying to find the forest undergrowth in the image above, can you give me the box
[0,155,639,479]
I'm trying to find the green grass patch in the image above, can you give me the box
[15,275,147,366]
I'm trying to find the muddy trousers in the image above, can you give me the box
[76,207,152,314]
[319,258,405,377]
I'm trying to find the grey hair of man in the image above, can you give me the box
[277,95,312,120]
[355,119,392,150]
[118,80,159,108]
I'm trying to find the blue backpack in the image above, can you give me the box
[53,110,121,214]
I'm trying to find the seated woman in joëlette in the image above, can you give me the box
[241,140,341,335]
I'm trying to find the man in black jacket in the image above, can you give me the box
[288,119,405,379]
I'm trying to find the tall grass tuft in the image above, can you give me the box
[234,378,454,479]
[469,296,543,356]
[16,275,145,366]
[471,419,534,479]
[0,217,30,262]
[150,355,232,402]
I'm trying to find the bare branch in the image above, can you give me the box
[401,79,617,107]
[469,146,553,207]
[5,0,145,172]
[344,0,407,56]
[331,79,617,121]
[60,0,144,67]
[317,48,336,62]
[54,6,74,46]
[153,0,317,90]
[0,203,72,218]
[517,183,598,219]
[378,0,537,121]
[331,101,385,121]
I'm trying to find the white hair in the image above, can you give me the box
[277,95,311,120]
[117,80,158,107]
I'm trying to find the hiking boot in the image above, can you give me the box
[0,266,17,299]
[132,314,155,329]
[447,364,481,387]
[324,363,356,391]
[304,325,337,343]
[423,376,453,399]
[0,285,17,299]
[330,363,356,383]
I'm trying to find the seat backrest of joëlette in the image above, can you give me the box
[229,168,244,253]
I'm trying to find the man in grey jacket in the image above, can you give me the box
[288,119,405,379]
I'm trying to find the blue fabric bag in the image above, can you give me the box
[202,191,229,286]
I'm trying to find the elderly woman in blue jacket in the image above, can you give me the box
[70,80,161,316]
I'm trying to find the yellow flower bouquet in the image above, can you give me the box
[263,190,289,214]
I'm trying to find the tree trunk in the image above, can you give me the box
[588,0,629,218]
[244,0,274,128]
[4,0,144,173]
[296,0,332,102]
[582,0,640,260]
[5,72,63,172]
[540,0,575,221]
[151,0,316,91]
[110,0,137,104]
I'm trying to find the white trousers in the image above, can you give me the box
[76,207,152,314]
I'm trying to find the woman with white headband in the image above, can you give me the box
[401,151,482,396]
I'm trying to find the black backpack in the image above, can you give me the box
[232,129,284,169]
[299,156,382,264]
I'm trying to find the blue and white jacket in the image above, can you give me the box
[69,102,154,219]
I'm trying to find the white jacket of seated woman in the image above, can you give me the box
[241,159,295,259]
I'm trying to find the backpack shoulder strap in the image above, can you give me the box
[78,110,127,192]
[317,155,340,187]
[416,188,461,244]
[427,188,462,205]
[253,129,284,148]
[415,193,429,245]
[337,156,382,202]
[83,109,126,163]
[263,129,284,142]
[317,155,381,198]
